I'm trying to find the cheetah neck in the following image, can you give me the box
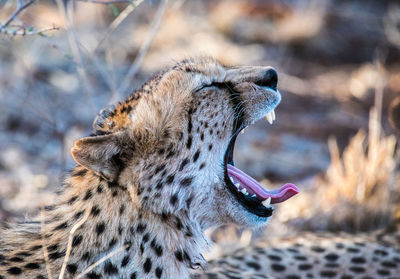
[0,166,208,279]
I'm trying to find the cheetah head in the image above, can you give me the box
[71,57,298,229]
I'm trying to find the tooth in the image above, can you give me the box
[230,176,234,183]
[241,188,247,195]
[271,109,276,121]
[235,183,240,189]
[262,197,271,207]
[265,112,273,124]
[241,128,246,134]
[251,194,256,198]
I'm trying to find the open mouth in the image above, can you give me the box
[223,109,299,218]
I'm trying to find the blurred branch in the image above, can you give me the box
[0,0,35,29]
[94,0,146,52]
[117,0,167,98]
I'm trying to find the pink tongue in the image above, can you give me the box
[227,164,299,204]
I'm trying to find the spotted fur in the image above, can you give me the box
[0,57,281,278]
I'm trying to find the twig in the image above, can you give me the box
[93,0,146,52]
[117,0,167,97]
[0,26,59,36]
[0,0,35,29]
[58,207,91,279]
[40,205,53,279]
[76,244,129,279]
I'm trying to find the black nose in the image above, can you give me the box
[255,68,278,90]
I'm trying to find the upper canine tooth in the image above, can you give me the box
[265,112,273,124]
[262,197,271,207]
[271,109,276,121]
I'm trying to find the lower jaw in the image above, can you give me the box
[224,170,274,218]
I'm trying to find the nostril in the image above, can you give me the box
[255,69,278,90]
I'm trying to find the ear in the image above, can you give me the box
[71,132,128,181]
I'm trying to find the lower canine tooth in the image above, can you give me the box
[262,197,271,207]
[265,113,273,124]
[241,188,247,194]
[230,177,234,183]
[235,183,240,189]
[271,109,276,121]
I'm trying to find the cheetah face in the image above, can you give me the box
[71,57,298,229]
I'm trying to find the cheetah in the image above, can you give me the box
[0,57,299,278]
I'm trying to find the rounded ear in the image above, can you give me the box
[389,96,400,132]
[71,132,126,181]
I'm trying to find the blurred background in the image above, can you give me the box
[0,0,399,258]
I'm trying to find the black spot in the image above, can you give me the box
[325,253,339,261]
[298,264,312,270]
[81,252,91,261]
[130,272,137,279]
[200,133,204,141]
[374,249,389,256]
[30,245,42,251]
[54,221,68,231]
[104,261,119,274]
[25,262,40,269]
[143,257,152,273]
[170,193,178,206]
[97,185,104,193]
[155,164,166,175]
[49,251,64,260]
[47,244,59,252]
[320,270,337,277]
[166,174,175,184]
[151,239,163,256]
[136,223,147,234]
[142,233,150,243]
[199,162,206,169]
[180,177,193,187]
[9,257,23,262]
[83,189,93,200]
[7,267,22,275]
[87,272,101,279]
[311,246,325,253]
[109,238,117,248]
[72,235,83,247]
[186,136,192,149]
[91,206,101,216]
[175,250,184,262]
[347,247,360,253]
[68,196,78,204]
[349,266,365,273]
[155,266,163,278]
[175,218,183,230]
[67,263,78,274]
[179,158,189,171]
[121,255,130,267]
[246,261,261,270]
[36,276,46,279]
[268,255,282,261]
[74,210,84,220]
[286,275,301,279]
[351,257,366,264]
[95,222,105,235]
[271,264,286,271]
[119,205,126,215]
[208,144,212,151]
[377,269,391,275]
[193,150,200,162]
[381,261,397,268]
[294,255,307,261]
